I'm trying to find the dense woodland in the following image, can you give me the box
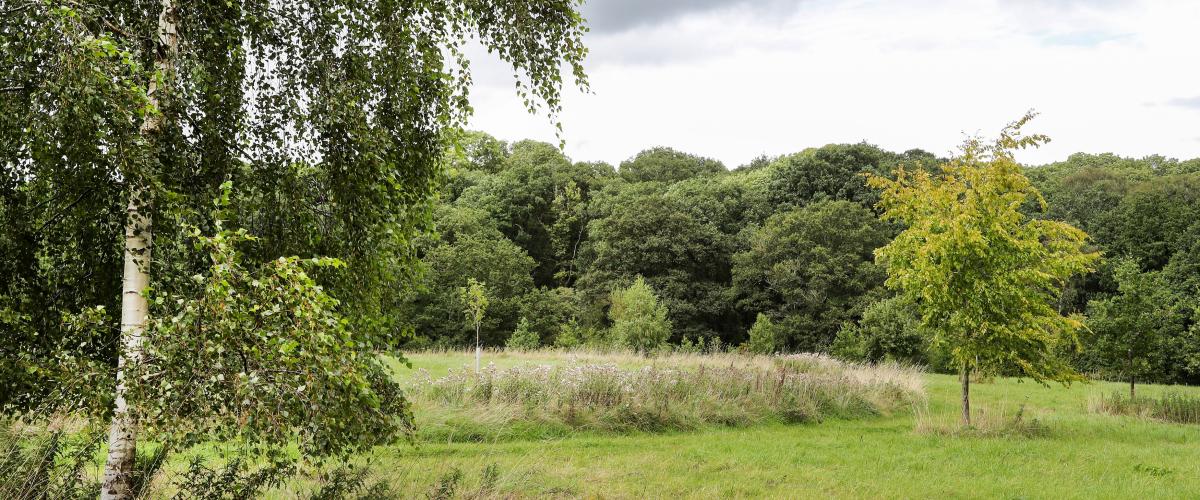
[3,0,1200,496]
[397,134,1200,383]
[6,131,1200,412]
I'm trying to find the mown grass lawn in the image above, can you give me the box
[350,351,1200,499]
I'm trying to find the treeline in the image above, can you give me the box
[401,132,1200,384]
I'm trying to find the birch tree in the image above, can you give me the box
[2,1,589,497]
[461,278,489,372]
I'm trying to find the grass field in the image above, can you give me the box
[344,350,1200,499]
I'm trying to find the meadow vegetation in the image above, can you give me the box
[406,351,923,440]
[368,350,1200,499]
[6,348,1200,498]
[4,0,1200,498]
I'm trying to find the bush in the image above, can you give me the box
[745,313,780,354]
[173,455,296,499]
[553,320,583,349]
[832,296,928,365]
[608,277,671,353]
[676,335,724,355]
[506,318,541,351]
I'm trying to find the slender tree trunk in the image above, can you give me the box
[101,1,176,498]
[475,323,481,373]
[960,365,971,428]
[1128,347,1136,400]
[101,195,152,499]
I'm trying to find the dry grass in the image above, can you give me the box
[913,403,1050,438]
[406,350,926,441]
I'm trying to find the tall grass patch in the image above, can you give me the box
[1090,391,1200,424]
[407,352,924,441]
[913,403,1050,438]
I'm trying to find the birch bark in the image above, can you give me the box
[101,0,176,497]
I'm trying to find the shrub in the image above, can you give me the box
[173,455,296,499]
[1090,391,1200,424]
[506,318,541,351]
[608,276,671,353]
[745,313,780,354]
[677,335,724,355]
[553,320,583,349]
[831,296,927,365]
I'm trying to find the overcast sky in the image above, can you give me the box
[464,0,1200,168]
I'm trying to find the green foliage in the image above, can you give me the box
[427,468,464,500]
[518,287,579,346]
[172,455,296,500]
[506,318,542,351]
[608,277,672,353]
[745,313,780,355]
[135,213,413,458]
[307,462,394,500]
[676,335,725,355]
[461,278,490,336]
[400,206,533,347]
[618,147,725,184]
[766,143,935,210]
[580,183,735,341]
[1084,258,1178,389]
[1029,155,1200,320]
[554,319,584,349]
[732,200,889,351]
[866,113,1099,385]
[1107,174,1200,270]
[455,139,613,287]
[0,0,591,413]
[452,131,509,175]
[667,169,774,235]
[832,296,931,366]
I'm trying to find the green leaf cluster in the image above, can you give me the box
[866,113,1100,383]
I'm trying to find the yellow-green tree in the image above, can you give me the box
[866,113,1099,427]
[461,278,490,373]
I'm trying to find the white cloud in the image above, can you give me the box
[465,0,1200,167]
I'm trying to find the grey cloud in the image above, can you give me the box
[1167,96,1200,109]
[1038,30,1132,47]
[581,0,767,33]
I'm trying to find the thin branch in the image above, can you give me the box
[0,3,36,16]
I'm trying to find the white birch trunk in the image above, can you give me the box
[101,0,176,497]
